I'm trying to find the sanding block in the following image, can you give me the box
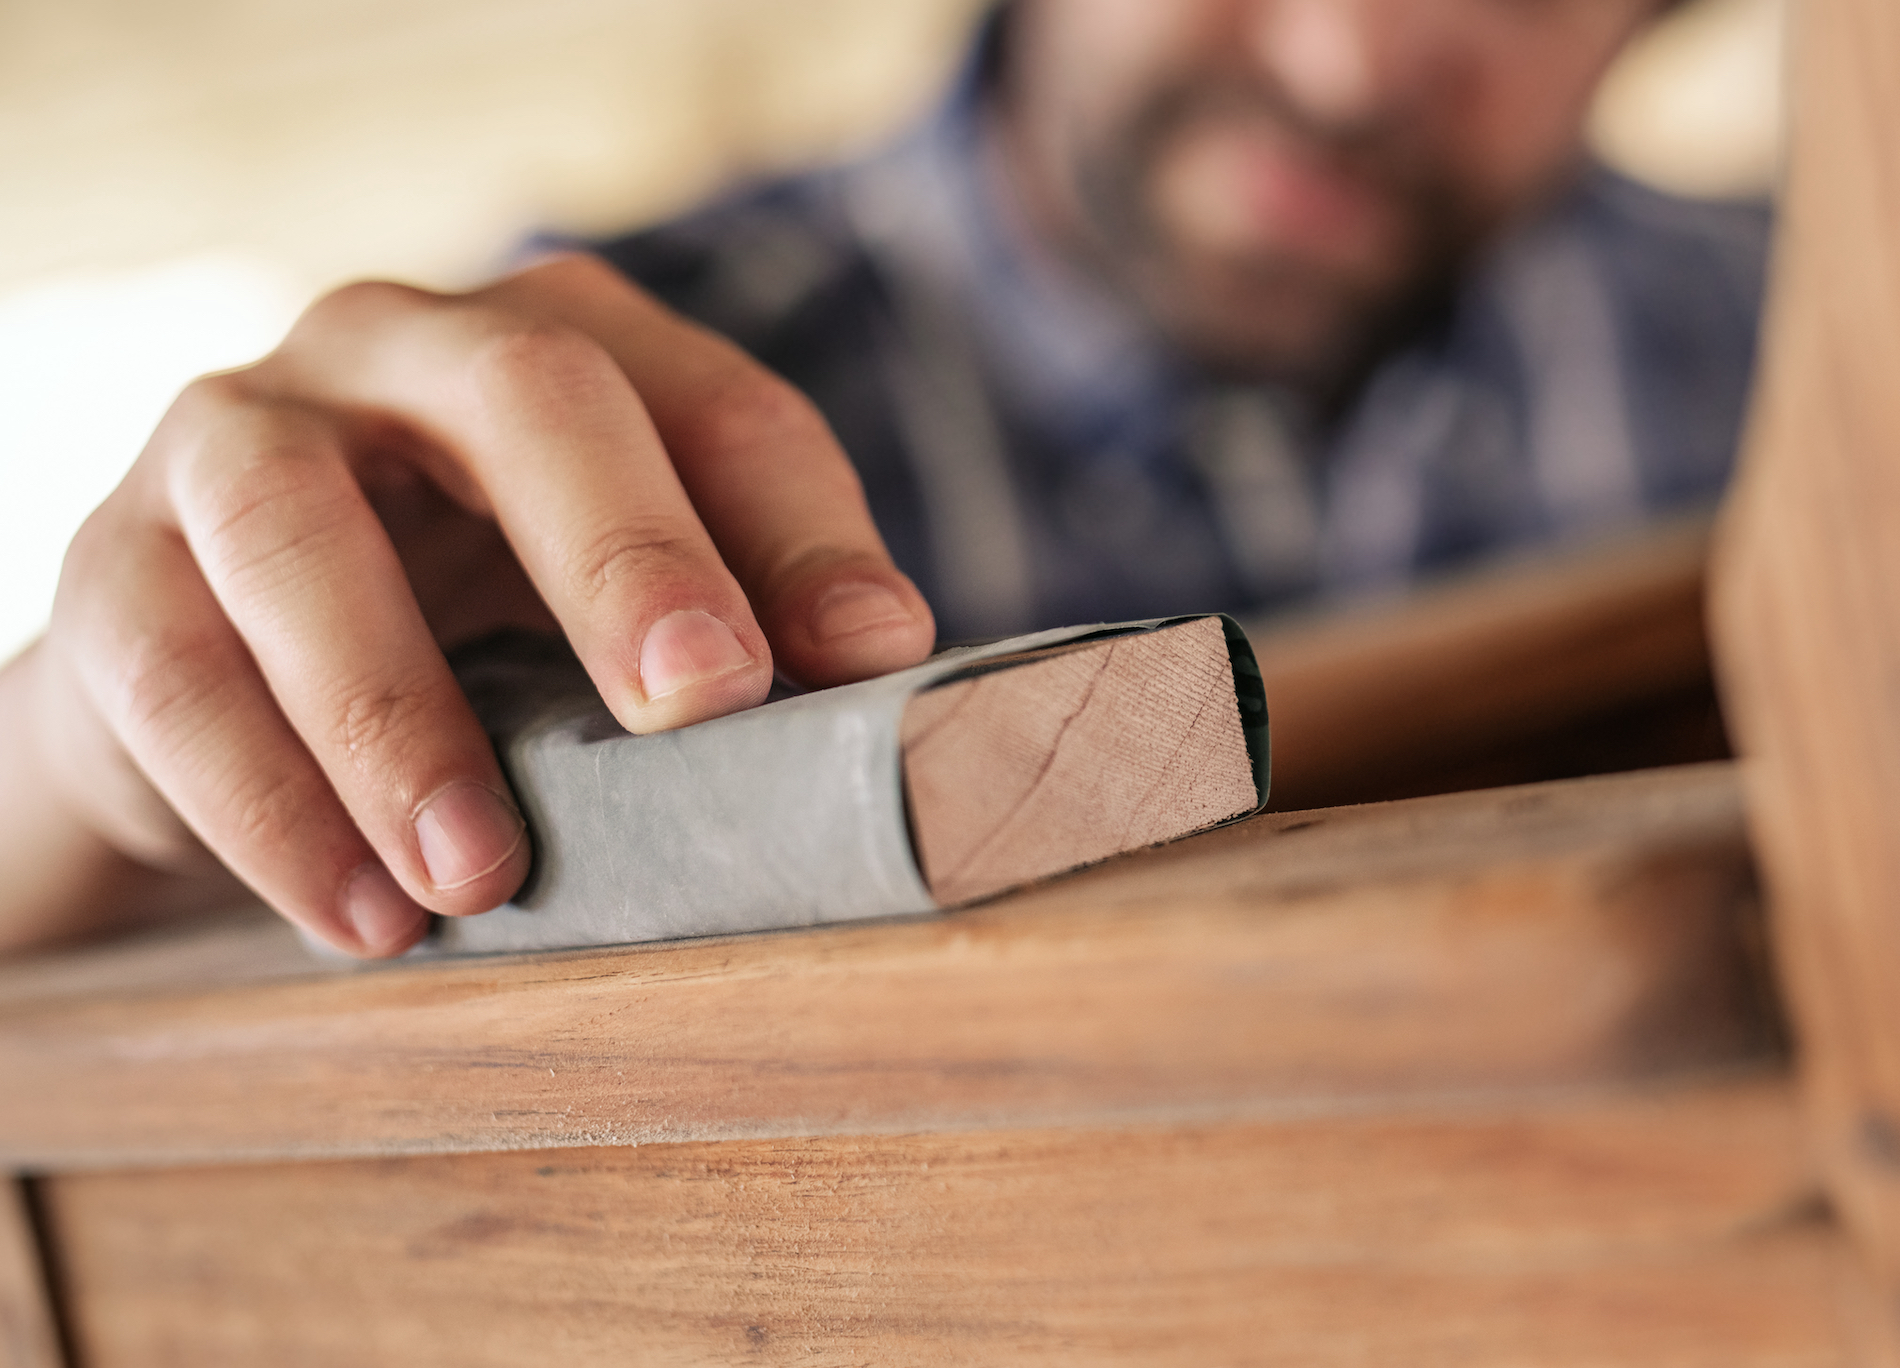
[427,615,1269,956]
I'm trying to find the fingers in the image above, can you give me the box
[480,257,937,688]
[277,261,931,715]
[46,255,931,959]
[157,383,530,924]
[274,275,777,732]
[56,490,436,957]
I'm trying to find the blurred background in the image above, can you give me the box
[0,0,1783,661]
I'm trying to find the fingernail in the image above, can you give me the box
[415,782,526,891]
[340,862,430,953]
[810,582,912,644]
[639,609,755,701]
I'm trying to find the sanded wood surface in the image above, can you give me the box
[1252,518,1715,810]
[0,764,1775,1170]
[1706,0,1900,1295]
[901,616,1256,904]
[33,1077,1844,1367]
[0,1182,61,1368]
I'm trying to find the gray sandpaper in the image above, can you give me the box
[426,616,1269,956]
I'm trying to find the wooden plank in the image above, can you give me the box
[1705,0,1900,1294]
[1252,517,1714,810]
[0,1181,62,1368]
[0,764,1776,1169]
[901,616,1256,904]
[34,1077,1845,1367]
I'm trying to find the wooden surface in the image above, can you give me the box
[901,616,1255,904]
[0,1182,60,1368]
[1706,0,1900,1294]
[34,1077,1854,1368]
[0,763,1773,1171]
[1252,518,1717,810]
[0,761,1812,1364]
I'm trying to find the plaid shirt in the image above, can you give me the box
[590,41,1769,641]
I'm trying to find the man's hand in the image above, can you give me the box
[6,254,935,958]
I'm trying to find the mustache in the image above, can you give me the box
[1080,67,1475,255]
[1061,67,1483,388]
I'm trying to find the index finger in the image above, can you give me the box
[281,262,934,732]
[480,255,937,690]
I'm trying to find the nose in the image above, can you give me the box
[1248,0,1462,130]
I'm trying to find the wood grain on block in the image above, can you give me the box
[0,765,1777,1170]
[901,616,1256,904]
[32,1079,1848,1368]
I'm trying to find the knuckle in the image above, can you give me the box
[516,250,622,295]
[300,278,430,334]
[566,524,705,607]
[222,763,315,856]
[189,416,327,517]
[674,369,824,464]
[146,371,271,471]
[107,618,240,747]
[465,317,623,410]
[261,279,436,387]
[181,425,356,594]
[168,369,259,425]
[103,628,332,878]
[326,672,444,773]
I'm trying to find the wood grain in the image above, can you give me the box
[0,1182,60,1368]
[1250,518,1715,810]
[33,1077,1844,1367]
[901,616,1256,904]
[1706,0,1900,1295]
[0,764,1776,1170]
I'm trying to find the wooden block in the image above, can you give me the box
[901,615,1257,904]
[0,764,1777,1170]
[0,1181,61,1368]
[32,1078,1849,1367]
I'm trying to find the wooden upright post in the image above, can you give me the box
[1709,0,1900,1290]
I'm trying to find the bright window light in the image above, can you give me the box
[0,254,307,661]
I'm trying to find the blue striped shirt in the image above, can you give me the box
[591,47,1768,641]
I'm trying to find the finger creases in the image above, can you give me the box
[161,397,529,917]
[66,515,433,957]
[482,259,937,686]
[281,288,779,732]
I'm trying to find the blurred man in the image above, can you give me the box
[0,0,1766,957]
[594,0,1765,638]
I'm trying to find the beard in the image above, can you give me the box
[1064,69,1488,397]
